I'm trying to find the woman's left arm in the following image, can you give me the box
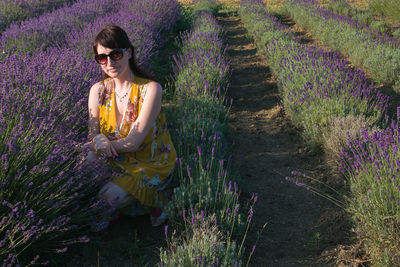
[110,81,162,153]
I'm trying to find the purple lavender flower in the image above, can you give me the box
[233,205,239,216]
[247,206,254,223]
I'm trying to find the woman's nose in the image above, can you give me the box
[106,56,116,66]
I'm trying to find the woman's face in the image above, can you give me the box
[96,44,131,78]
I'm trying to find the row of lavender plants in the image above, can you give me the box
[0,0,181,265]
[239,0,388,150]
[160,1,258,265]
[282,0,400,93]
[0,0,77,34]
[0,0,119,56]
[324,0,398,37]
[367,0,400,23]
[239,0,400,265]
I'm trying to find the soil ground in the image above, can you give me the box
[58,215,163,266]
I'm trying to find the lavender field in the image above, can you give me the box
[1,0,400,266]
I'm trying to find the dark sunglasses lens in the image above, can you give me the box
[95,54,107,64]
[95,49,125,64]
[110,50,124,61]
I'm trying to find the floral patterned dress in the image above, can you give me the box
[97,76,177,208]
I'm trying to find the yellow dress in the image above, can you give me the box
[97,76,177,208]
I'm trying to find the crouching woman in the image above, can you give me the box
[83,25,176,232]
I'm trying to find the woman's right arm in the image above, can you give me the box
[88,82,101,140]
[85,82,118,158]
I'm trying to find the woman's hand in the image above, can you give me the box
[93,134,118,158]
[81,134,118,158]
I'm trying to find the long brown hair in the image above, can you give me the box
[93,24,158,82]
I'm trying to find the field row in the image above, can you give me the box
[161,1,257,265]
[283,0,400,92]
[239,0,400,265]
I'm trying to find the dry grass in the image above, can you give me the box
[177,0,194,6]
[321,115,380,169]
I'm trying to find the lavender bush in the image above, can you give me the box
[166,97,229,158]
[284,0,400,92]
[0,0,76,34]
[269,42,388,147]
[160,214,244,266]
[161,1,258,265]
[326,0,383,31]
[173,13,230,99]
[166,1,239,228]
[340,121,400,266]
[192,0,220,16]
[1,0,182,264]
[0,48,110,265]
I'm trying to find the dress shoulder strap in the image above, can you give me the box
[98,78,114,106]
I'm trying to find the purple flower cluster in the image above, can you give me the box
[339,120,400,262]
[340,120,400,176]
[1,0,182,264]
[0,0,76,33]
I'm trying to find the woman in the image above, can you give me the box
[83,25,176,232]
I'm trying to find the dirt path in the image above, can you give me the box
[217,13,352,266]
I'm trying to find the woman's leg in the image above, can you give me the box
[98,181,135,209]
[91,181,135,233]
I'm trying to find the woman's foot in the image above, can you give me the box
[90,211,122,234]
[150,207,168,227]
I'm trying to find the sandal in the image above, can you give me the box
[90,211,122,234]
[150,208,168,227]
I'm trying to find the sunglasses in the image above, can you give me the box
[95,48,127,65]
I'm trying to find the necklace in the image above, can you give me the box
[115,85,131,103]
